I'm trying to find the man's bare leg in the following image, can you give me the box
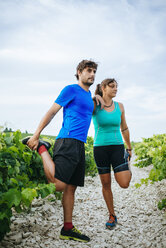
[62,184,77,223]
[40,151,66,192]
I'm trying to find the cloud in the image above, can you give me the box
[119,84,166,115]
[0,48,79,64]
[0,0,165,66]
[0,0,166,141]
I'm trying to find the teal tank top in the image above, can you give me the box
[92,101,123,146]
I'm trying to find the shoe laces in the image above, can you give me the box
[72,226,81,234]
[108,214,116,223]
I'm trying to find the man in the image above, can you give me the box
[22,59,98,242]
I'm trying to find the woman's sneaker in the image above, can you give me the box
[22,137,51,151]
[60,226,90,242]
[106,214,117,229]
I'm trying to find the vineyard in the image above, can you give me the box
[0,130,165,242]
[134,133,166,209]
[0,130,97,241]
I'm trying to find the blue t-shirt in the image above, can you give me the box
[55,84,94,143]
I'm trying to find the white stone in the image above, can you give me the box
[35,236,41,241]
[0,161,165,248]
[22,232,31,238]
[10,232,22,245]
[13,219,27,225]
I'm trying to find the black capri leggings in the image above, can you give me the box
[93,144,129,174]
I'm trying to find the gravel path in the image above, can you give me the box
[1,157,166,248]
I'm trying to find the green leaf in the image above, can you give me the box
[9,146,19,154]
[0,177,3,185]
[47,183,56,193]
[21,188,37,207]
[23,152,32,165]
[158,199,166,210]
[36,183,56,198]
[10,178,18,186]
[0,218,11,241]
[0,207,12,220]
[135,183,141,188]
[3,189,21,208]
[4,136,13,146]
[15,205,23,213]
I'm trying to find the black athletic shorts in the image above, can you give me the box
[53,138,85,187]
[93,144,129,174]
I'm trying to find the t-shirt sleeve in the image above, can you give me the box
[55,85,75,107]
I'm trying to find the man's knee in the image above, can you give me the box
[55,184,65,192]
[65,184,77,194]
[48,178,66,192]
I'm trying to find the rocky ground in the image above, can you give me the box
[0,157,166,248]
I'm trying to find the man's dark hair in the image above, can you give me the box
[75,59,98,80]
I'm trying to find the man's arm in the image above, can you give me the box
[92,95,105,114]
[27,103,62,150]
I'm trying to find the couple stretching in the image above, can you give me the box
[22,59,132,243]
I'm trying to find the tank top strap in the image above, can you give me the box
[114,101,118,107]
[114,101,121,113]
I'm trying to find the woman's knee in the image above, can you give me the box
[118,180,130,188]
[102,181,111,190]
[115,171,131,188]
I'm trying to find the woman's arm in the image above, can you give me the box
[119,103,132,158]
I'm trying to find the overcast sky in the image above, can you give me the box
[0,0,166,142]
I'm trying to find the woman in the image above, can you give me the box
[93,78,132,229]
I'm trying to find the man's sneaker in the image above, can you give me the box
[106,214,117,229]
[22,137,51,151]
[60,226,90,243]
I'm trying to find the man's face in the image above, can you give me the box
[78,67,97,86]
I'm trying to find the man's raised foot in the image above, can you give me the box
[22,137,51,151]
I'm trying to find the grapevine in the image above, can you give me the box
[0,130,96,240]
[134,133,166,210]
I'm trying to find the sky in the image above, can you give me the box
[0,0,166,142]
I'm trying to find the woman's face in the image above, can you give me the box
[103,81,118,98]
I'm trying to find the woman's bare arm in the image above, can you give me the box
[119,103,132,157]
